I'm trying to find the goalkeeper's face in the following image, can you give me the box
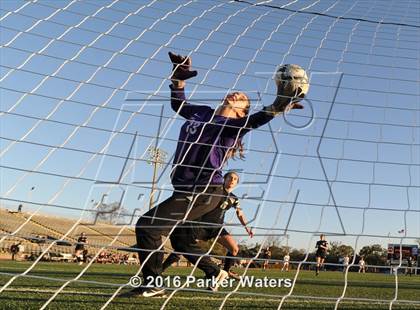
[218,92,250,119]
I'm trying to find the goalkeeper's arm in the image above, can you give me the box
[168,52,211,118]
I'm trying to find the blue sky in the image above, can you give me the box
[0,0,419,252]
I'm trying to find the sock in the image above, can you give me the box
[223,252,235,272]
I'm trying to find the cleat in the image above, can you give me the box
[142,287,167,298]
[208,269,229,292]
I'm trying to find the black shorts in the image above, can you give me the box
[316,251,326,259]
[171,224,229,243]
[202,227,229,240]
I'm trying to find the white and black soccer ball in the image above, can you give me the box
[274,64,309,99]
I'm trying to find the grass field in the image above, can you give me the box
[0,261,419,309]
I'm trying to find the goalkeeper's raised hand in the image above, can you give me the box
[264,78,305,115]
[169,51,197,89]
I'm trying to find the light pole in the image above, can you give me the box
[147,146,167,210]
[93,194,108,224]
[100,193,108,205]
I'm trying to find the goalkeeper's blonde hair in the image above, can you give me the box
[217,92,250,160]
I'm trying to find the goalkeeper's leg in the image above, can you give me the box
[170,228,221,280]
[162,253,181,272]
[135,186,225,282]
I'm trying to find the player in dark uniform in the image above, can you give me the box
[75,232,87,265]
[163,171,253,282]
[315,234,328,276]
[10,243,19,261]
[133,52,305,297]
[406,256,414,276]
[262,247,272,270]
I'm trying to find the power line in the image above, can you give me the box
[235,0,420,29]
[19,0,420,42]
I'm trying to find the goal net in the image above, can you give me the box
[0,0,419,309]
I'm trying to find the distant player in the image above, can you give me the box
[75,232,87,265]
[315,234,328,276]
[406,256,413,276]
[262,247,272,270]
[10,243,19,261]
[343,255,350,273]
[282,253,290,271]
[17,243,25,260]
[358,256,366,273]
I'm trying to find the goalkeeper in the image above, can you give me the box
[134,52,306,297]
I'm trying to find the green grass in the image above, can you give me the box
[0,261,419,309]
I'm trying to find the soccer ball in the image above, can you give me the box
[275,64,309,99]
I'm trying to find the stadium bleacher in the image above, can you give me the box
[0,208,137,258]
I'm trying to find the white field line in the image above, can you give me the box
[3,288,420,305]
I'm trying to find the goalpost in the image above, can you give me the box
[0,0,419,309]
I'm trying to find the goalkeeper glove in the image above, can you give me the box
[169,51,198,82]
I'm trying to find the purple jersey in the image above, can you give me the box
[170,85,274,189]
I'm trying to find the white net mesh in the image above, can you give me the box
[0,0,419,309]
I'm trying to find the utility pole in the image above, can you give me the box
[147,146,167,210]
